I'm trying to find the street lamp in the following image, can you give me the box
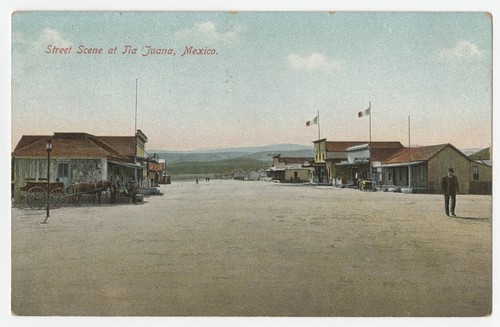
[42,139,52,224]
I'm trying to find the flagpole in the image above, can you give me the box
[369,102,371,145]
[317,110,320,140]
[408,115,411,189]
[135,78,138,136]
[134,78,138,182]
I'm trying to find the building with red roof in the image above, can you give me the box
[313,139,404,184]
[374,143,491,194]
[11,130,154,190]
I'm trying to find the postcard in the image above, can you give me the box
[8,7,495,324]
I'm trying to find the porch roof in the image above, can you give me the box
[108,160,142,169]
[376,161,425,168]
[268,168,286,174]
[335,161,369,167]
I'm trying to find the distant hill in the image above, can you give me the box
[153,143,490,177]
[152,144,313,176]
[154,144,312,164]
[156,151,247,164]
[176,143,312,154]
[167,157,269,176]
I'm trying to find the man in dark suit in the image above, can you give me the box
[441,168,459,216]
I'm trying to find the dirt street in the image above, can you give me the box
[11,180,492,316]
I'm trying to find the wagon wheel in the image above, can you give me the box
[50,187,68,208]
[26,186,47,210]
[12,187,28,209]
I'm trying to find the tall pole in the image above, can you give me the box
[368,102,372,182]
[408,115,411,189]
[369,102,372,145]
[135,78,138,137]
[317,110,320,140]
[134,78,138,183]
[46,146,50,219]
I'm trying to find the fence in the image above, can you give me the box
[469,181,492,195]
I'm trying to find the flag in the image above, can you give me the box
[358,107,370,118]
[306,115,318,126]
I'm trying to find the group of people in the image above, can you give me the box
[195,176,211,185]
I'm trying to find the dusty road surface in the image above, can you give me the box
[11,180,492,316]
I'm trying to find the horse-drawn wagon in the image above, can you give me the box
[12,180,140,209]
[12,181,68,209]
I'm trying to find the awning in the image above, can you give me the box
[335,162,370,167]
[267,167,285,172]
[108,160,142,169]
[377,161,425,168]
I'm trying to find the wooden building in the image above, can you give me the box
[246,168,268,181]
[312,139,368,183]
[232,169,246,180]
[11,131,150,191]
[147,161,165,187]
[376,143,492,194]
[312,139,402,184]
[268,155,314,183]
[334,142,404,186]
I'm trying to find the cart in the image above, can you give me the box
[12,181,68,209]
[358,179,376,192]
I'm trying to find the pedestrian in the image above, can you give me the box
[441,167,459,216]
[196,178,199,185]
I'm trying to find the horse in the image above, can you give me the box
[73,180,113,206]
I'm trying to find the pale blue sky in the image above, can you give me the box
[11,11,492,150]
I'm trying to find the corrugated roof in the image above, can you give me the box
[383,144,449,164]
[12,132,135,160]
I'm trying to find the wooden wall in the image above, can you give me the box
[428,146,492,194]
[12,157,104,189]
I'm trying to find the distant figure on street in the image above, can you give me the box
[441,167,459,216]
[196,178,199,185]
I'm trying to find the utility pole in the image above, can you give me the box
[134,78,138,183]
[408,115,411,190]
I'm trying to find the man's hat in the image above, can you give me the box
[448,168,455,173]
